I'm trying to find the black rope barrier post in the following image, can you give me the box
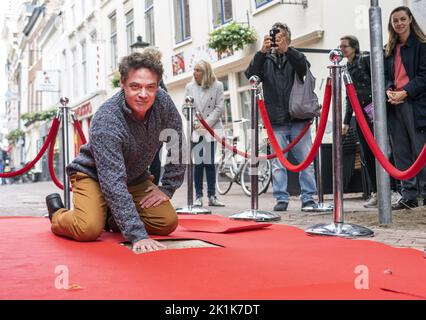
[303,115,333,213]
[230,76,281,222]
[306,51,374,237]
[59,97,71,209]
[369,0,392,224]
[176,96,211,215]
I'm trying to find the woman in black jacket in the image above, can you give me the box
[341,35,377,207]
[340,35,401,208]
[385,6,426,210]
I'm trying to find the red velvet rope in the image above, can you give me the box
[196,113,312,160]
[48,116,87,190]
[0,118,61,178]
[258,79,332,172]
[73,117,87,145]
[346,83,426,180]
[48,121,65,190]
[51,116,86,190]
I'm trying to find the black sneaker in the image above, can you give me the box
[273,201,288,212]
[392,198,418,210]
[45,193,65,221]
[301,200,319,210]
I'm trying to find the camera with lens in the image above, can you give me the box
[269,27,280,47]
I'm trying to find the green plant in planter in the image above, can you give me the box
[208,22,257,55]
[6,128,24,143]
[111,72,121,88]
[21,108,57,127]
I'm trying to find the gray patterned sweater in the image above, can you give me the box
[67,89,186,243]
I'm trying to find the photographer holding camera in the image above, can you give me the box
[245,22,318,212]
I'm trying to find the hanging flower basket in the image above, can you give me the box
[208,22,257,55]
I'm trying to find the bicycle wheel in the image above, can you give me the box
[241,158,272,197]
[215,163,233,195]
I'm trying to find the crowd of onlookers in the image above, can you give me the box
[39,5,426,249]
[190,5,426,212]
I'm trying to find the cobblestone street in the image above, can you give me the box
[1,180,425,252]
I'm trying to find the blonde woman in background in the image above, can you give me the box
[184,60,225,207]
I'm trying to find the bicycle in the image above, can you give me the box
[215,119,272,197]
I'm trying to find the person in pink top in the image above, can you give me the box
[384,6,426,210]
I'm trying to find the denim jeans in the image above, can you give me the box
[192,136,217,198]
[271,122,317,203]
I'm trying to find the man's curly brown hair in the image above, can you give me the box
[119,51,164,83]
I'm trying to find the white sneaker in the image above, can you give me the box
[193,196,203,207]
[391,191,402,206]
[363,193,377,208]
[208,196,225,207]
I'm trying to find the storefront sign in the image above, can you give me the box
[74,102,92,119]
[35,70,60,92]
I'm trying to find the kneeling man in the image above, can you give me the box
[46,51,185,253]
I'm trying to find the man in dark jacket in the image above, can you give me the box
[245,22,318,211]
[340,35,401,208]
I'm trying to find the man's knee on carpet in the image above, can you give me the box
[73,220,105,241]
[51,211,105,242]
[144,212,179,236]
[106,204,178,236]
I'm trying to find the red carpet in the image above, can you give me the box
[0,215,425,300]
[178,216,271,233]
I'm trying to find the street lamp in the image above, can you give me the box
[130,35,150,53]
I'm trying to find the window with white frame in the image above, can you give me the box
[126,9,135,54]
[61,50,67,97]
[218,76,232,131]
[173,0,191,44]
[90,31,99,88]
[37,90,42,112]
[254,0,274,9]
[71,3,76,27]
[81,0,85,18]
[109,12,118,70]
[145,0,155,45]
[29,43,36,66]
[212,0,233,28]
[72,47,78,98]
[237,71,251,134]
[28,82,33,113]
[90,31,97,43]
[81,40,87,95]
